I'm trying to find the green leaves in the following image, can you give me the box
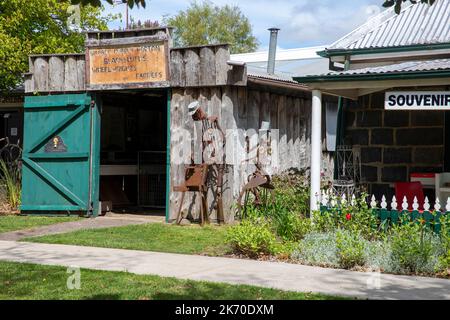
[335,229,367,269]
[71,0,146,8]
[0,158,22,211]
[0,0,117,91]
[163,1,258,54]
[226,218,279,258]
[383,0,438,14]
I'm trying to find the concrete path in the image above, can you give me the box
[0,216,164,241]
[0,240,449,300]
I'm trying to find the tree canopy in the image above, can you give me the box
[129,17,160,30]
[383,0,437,14]
[71,0,146,9]
[0,0,117,91]
[163,1,258,54]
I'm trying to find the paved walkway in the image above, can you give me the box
[0,215,164,241]
[0,240,449,300]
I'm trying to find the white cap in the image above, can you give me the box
[188,101,200,116]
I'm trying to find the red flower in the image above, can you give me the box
[345,213,352,221]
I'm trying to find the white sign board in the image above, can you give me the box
[385,91,450,110]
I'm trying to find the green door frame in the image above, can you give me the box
[22,90,170,218]
[165,89,171,223]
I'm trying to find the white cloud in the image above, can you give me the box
[102,0,386,49]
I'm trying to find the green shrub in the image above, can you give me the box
[293,232,339,267]
[312,210,336,233]
[436,216,450,273]
[365,240,393,272]
[239,171,311,243]
[271,170,310,216]
[0,159,21,211]
[335,229,366,269]
[389,222,441,274]
[313,193,380,241]
[437,253,450,273]
[241,171,310,219]
[226,218,279,258]
[273,211,312,242]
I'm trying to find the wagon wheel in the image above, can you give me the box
[0,137,22,174]
[0,137,21,159]
[237,174,275,217]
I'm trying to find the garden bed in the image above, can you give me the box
[226,172,450,279]
[22,172,450,279]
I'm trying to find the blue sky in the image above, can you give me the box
[102,0,385,50]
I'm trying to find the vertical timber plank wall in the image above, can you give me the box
[26,54,86,93]
[168,86,315,223]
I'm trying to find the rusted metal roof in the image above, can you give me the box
[328,0,450,51]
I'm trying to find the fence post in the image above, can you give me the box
[379,195,389,231]
[390,195,399,227]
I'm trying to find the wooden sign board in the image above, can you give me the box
[86,40,169,90]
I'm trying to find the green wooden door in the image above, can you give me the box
[21,94,100,216]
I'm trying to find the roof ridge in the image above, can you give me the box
[328,4,412,49]
[327,1,448,51]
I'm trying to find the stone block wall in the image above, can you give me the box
[343,91,445,198]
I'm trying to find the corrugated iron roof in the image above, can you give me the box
[246,65,300,84]
[328,0,450,51]
[306,58,450,77]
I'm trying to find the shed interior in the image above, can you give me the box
[99,90,167,214]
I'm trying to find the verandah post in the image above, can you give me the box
[310,90,322,217]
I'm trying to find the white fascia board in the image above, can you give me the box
[350,48,450,61]
[330,48,450,65]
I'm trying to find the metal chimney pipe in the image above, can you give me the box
[267,27,280,74]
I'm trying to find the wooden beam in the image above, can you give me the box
[358,87,391,96]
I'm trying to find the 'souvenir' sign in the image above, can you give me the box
[87,41,168,88]
[385,91,450,110]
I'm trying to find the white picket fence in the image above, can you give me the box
[319,190,450,212]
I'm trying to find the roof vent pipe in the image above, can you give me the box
[267,27,280,75]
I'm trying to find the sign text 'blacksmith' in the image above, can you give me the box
[87,40,169,89]
[385,91,450,110]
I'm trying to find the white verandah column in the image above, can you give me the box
[310,90,322,215]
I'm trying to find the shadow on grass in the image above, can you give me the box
[85,294,122,300]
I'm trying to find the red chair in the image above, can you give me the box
[394,182,425,211]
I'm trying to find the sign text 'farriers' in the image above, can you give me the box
[87,42,168,87]
[385,91,450,110]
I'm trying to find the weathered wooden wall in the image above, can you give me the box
[170,45,246,87]
[24,54,86,93]
[85,28,171,42]
[24,45,246,93]
[169,85,332,223]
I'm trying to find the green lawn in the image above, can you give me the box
[25,223,230,256]
[0,261,343,300]
[0,215,80,233]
